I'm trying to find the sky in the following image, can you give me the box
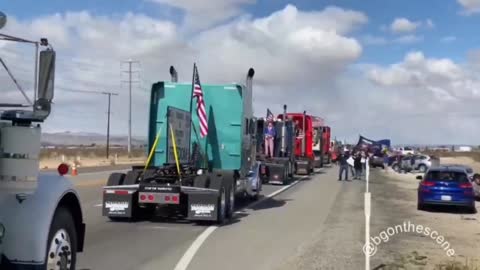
[2,0,480,145]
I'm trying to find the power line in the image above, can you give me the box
[64,88,119,158]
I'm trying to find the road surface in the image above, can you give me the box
[73,166,366,270]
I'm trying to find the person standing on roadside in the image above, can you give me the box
[361,151,367,176]
[338,151,349,181]
[354,153,363,180]
[347,151,355,178]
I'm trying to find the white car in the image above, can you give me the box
[397,147,415,155]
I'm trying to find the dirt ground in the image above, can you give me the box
[372,163,480,269]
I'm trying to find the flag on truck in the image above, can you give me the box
[192,63,208,137]
[266,108,274,122]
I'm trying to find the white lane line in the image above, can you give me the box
[174,176,307,270]
[174,226,218,270]
[94,204,103,207]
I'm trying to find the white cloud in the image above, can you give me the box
[361,34,423,46]
[148,0,255,30]
[0,5,367,139]
[390,18,419,33]
[393,34,423,44]
[425,19,435,29]
[389,18,434,34]
[368,51,480,105]
[441,36,457,43]
[458,0,480,14]
[361,52,480,144]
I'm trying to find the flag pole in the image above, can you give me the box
[189,63,196,117]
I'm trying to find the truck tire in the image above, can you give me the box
[45,207,77,270]
[418,165,427,173]
[211,170,236,219]
[392,164,399,172]
[107,173,125,186]
[124,170,141,185]
[288,161,294,178]
[217,185,227,224]
[209,171,231,224]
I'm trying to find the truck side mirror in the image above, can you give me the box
[37,49,56,102]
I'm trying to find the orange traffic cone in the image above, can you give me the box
[71,164,78,176]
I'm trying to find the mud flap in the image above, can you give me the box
[102,191,137,218]
[186,191,219,221]
[268,163,288,185]
[296,160,310,175]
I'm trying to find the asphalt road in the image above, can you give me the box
[70,165,365,270]
[72,169,305,270]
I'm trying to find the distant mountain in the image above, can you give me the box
[41,131,147,146]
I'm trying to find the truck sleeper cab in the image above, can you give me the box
[102,67,261,224]
[279,112,317,175]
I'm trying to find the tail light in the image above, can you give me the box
[165,195,170,201]
[140,194,146,201]
[460,182,473,189]
[148,195,154,201]
[172,195,179,202]
[421,181,435,187]
[115,190,129,195]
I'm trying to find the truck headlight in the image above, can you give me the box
[0,223,4,241]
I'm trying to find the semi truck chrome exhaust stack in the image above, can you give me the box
[169,66,178,82]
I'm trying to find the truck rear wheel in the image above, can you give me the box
[45,207,77,270]
[217,185,227,224]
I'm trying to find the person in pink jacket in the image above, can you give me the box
[264,121,276,158]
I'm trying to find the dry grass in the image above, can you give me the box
[39,147,146,169]
[40,147,146,160]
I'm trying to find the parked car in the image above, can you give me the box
[392,154,439,173]
[473,173,480,200]
[398,147,415,155]
[417,166,476,213]
[369,155,385,169]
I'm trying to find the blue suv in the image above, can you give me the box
[417,166,476,213]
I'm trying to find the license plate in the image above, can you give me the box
[441,195,452,201]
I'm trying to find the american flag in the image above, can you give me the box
[266,108,274,122]
[192,64,208,137]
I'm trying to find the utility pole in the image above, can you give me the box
[121,60,140,157]
[103,91,119,159]
[58,88,118,158]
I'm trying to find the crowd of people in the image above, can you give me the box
[334,148,370,181]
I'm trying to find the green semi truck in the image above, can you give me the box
[102,66,261,224]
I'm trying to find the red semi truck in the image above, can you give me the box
[278,112,315,175]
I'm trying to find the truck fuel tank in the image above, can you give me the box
[0,124,41,194]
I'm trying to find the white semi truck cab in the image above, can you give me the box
[0,12,85,270]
